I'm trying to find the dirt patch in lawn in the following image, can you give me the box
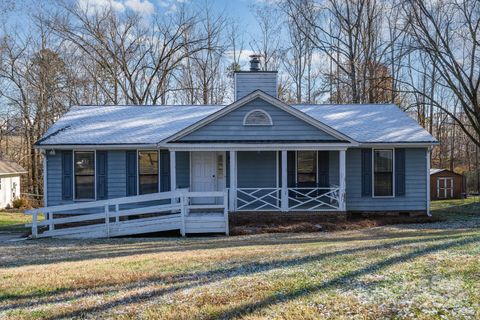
[230,215,443,235]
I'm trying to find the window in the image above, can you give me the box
[138,151,158,194]
[373,149,394,197]
[243,109,273,126]
[297,151,317,187]
[74,151,95,200]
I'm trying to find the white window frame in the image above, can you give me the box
[137,149,160,196]
[243,109,273,126]
[372,148,395,198]
[295,150,318,187]
[73,150,96,201]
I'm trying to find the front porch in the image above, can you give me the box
[169,149,347,213]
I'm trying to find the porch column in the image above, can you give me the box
[281,150,288,212]
[339,149,346,211]
[170,150,176,192]
[229,151,237,211]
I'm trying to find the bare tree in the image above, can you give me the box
[406,0,480,147]
[249,4,283,71]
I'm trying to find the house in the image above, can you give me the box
[0,160,27,208]
[430,169,465,200]
[30,56,437,238]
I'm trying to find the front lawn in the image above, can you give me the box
[0,211,31,233]
[0,200,479,319]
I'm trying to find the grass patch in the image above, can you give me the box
[0,201,479,319]
[0,211,30,232]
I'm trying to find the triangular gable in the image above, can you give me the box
[161,90,357,144]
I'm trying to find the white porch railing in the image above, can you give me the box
[288,187,340,211]
[236,188,281,211]
[235,187,342,211]
[25,190,228,239]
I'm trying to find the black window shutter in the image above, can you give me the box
[317,151,329,187]
[361,149,372,196]
[126,151,137,196]
[395,148,406,196]
[287,151,296,187]
[160,150,171,192]
[62,150,73,200]
[96,151,108,199]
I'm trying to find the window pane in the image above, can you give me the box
[298,173,316,183]
[374,150,393,196]
[139,175,158,194]
[374,172,393,196]
[297,151,316,186]
[139,151,158,175]
[374,150,392,172]
[297,151,316,174]
[75,176,95,199]
[75,152,94,175]
[139,151,158,195]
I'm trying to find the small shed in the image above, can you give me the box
[0,160,27,208]
[430,168,464,200]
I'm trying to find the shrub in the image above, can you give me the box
[11,197,31,209]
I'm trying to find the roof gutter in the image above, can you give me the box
[35,144,158,150]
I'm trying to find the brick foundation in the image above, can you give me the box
[229,210,429,227]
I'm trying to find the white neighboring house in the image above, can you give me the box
[0,160,27,208]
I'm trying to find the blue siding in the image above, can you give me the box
[178,98,340,142]
[45,148,427,213]
[237,151,277,188]
[235,72,277,99]
[346,148,427,211]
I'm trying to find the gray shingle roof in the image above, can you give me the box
[0,160,27,175]
[292,104,437,143]
[37,105,225,146]
[36,102,436,146]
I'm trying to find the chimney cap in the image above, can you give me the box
[249,54,261,71]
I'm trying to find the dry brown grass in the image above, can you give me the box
[0,201,479,319]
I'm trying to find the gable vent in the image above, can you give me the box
[243,109,273,126]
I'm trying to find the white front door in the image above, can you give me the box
[191,152,217,204]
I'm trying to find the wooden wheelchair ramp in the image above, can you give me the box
[25,191,229,239]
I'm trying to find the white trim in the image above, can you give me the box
[73,150,96,201]
[229,150,237,211]
[170,151,176,192]
[360,143,438,147]
[243,109,273,126]
[36,142,437,151]
[372,148,395,198]
[339,150,346,211]
[36,144,158,150]
[281,150,288,212]
[160,90,357,144]
[165,143,351,151]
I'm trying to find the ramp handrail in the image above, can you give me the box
[25,190,228,238]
